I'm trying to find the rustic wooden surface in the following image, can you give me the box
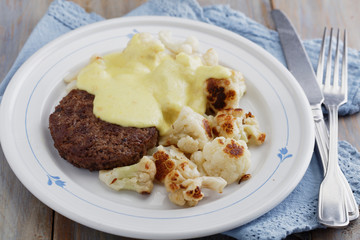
[1,0,360,239]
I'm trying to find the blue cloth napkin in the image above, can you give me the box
[1,1,360,239]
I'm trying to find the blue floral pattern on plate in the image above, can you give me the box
[47,174,66,188]
[278,147,293,163]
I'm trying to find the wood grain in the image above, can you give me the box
[0,1,55,239]
[1,0,360,239]
[0,0,51,81]
[272,0,360,49]
[0,146,53,240]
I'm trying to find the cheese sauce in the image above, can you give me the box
[77,33,231,135]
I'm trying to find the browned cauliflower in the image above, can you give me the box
[165,172,227,207]
[242,112,266,145]
[99,157,156,194]
[159,107,213,154]
[149,145,199,183]
[210,108,266,145]
[150,145,227,207]
[191,137,251,185]
[204,70,246,114]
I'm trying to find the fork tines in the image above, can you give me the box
[316,28,348,100]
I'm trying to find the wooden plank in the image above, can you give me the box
[271,0,360,49]
[52,213,234,240]
[53,213,134,240]
[0,0,52,81]
[312,219,360,240]
[339,115,360,150]
[0,1,54,239]
[0,146,53,240]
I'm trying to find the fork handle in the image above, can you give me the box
[318,104,349,227]
[328,105,340,173]
[313,104,359,221]
[327,104,359,220]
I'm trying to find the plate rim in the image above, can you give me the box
[0,16,315,239]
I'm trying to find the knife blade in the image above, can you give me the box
[271,9,358,225]
[271,9,328,171]
[271,9,327,171]
[271,10,323,105]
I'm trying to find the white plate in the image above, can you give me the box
[0,16,314,239]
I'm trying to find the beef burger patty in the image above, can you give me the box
[49,89,159,171]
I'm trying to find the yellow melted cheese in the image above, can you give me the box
[77,33,231,135]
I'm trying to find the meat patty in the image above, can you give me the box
[49,89,159,171]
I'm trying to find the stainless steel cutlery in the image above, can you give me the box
[272,10,358,227]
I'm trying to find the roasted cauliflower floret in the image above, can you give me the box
[159,106,213,153]
[133,32,164,50]
[191,137,251,185]
[159,30,199,55]
[202,48,218,66]
[150,145,199,183]
[99,157,156,194]
[205,70,246,113]
[210,108,247,141]
[243,112,266,145]
[210,108,266,145]
[150,145,227,207]
[165,172,226,207]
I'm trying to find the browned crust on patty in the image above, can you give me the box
[49,89,158,171]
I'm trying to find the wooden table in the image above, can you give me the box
[1,1,359,239]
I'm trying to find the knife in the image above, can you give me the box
[270,10,329,167]
[271,9,358,225]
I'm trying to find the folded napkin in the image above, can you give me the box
[1,0,360,239]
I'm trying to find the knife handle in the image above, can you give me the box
[312,105,329,171]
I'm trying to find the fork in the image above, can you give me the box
[317,28,358,227]
[317,28,359,225]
